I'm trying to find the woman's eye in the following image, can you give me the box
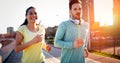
[29,12,33,15]
[29,12,37,15]
[34,12,37,15]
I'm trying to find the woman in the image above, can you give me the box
[14,6,51,63]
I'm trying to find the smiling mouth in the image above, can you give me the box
[31,17,37,20]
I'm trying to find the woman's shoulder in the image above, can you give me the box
[38,24,44,28]
[18,25,27,30]
[37,24,45,31]
[17,25,27,35]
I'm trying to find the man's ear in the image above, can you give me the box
[69,10,72,18]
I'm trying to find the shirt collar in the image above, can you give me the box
[70,18,84,25]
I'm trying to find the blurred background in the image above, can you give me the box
[0,0,120,63]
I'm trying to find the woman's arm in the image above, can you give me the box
[14,31,42,52]
[14,31,33,52]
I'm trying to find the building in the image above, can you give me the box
[69,0,94,23]
[7,27,14,34]
[113,0,120,35]
[81,0,94,24]
[113,0,120,27]
[113,0,120,31]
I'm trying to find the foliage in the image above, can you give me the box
[90,50,120,60]
[45,38,54,44]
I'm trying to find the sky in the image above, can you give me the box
[0,0,113,34]
[0,0,69,34]
[94,0,113,26]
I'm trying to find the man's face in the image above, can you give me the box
[70,3,82,20]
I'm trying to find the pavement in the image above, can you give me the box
[1,42,120,63]
[87,53,120,63]
[3,50,102,63]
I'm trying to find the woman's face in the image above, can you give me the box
[26,8,38,24]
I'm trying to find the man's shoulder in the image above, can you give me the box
[81,19,89,28]
[59,20,70,25]
[81,19,88,24]
[61,20,70,23]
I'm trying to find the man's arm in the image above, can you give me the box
[54,22,74,49]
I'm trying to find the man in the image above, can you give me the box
[54,0,89,63]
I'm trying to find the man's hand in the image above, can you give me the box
[74,38,84,48]
[84,48,89,57]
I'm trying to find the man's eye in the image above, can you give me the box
[74,8,77,11]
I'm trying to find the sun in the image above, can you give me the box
[94,0,113,26]
[99,13,113,26]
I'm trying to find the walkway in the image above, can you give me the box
[1,42,120,63]
[4,50,101,63]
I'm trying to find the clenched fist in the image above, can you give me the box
[46,44,51,52]
[74,38,84,48]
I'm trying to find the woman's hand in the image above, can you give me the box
[46,44,51,52]
[31,34,43,44]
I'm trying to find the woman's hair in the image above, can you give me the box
[69,0,82,10]
[20,6,35,26]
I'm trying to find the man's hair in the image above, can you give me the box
[69,0,82,10]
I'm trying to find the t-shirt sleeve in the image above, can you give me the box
[54,22,74,48]
[17,25,25,36]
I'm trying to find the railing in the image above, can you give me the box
[89,36,120,56]
[0,38,15,62]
